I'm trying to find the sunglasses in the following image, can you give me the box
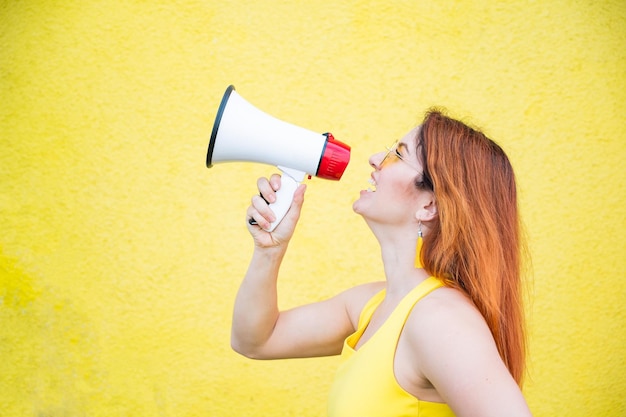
[381,141,422,172]
[381,141,434,191]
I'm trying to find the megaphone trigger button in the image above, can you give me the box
[308,175,312,180]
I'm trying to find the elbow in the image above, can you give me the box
[230,337,265,360]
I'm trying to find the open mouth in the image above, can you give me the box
[367,178,377,192]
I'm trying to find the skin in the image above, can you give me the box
[232,129,533,417]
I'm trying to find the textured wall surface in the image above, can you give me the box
[1,1,625,416]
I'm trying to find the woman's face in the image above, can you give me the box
[353,127,429,226]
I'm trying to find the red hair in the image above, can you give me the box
[417,109,527,386]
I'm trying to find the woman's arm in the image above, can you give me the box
[231,175,378,359]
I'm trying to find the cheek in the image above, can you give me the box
[388,176,419,200]
[372,180,420,219]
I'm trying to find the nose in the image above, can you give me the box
[369,150,386,170]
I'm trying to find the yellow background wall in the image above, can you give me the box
[1,1,625,416]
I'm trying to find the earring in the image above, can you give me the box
[414,222,423,269]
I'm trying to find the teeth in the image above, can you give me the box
[367,178,376,192]
[367,178,376,193]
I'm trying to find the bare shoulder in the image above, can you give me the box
[337,281,386,330]
[403,285,532,416]
[408,285,492,342]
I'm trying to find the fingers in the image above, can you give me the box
[247,196,272,231]
[257,174,281,204]
[247,175,281,231]
[247,175,307,234]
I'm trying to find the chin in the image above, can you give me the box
[352,198,369,218]
[352,194,365,212]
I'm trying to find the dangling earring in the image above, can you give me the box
[414,221,423,269]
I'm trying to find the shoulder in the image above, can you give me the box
[410,284,487,327]
[405,284,503,375]
[337,281,385,331]
[408,285,496,352]
[404,285,514,397]
[402,285,532,416]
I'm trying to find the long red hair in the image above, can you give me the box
[417,109,527,386]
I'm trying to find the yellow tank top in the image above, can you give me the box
[327,277,456,417]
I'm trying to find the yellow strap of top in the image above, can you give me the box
[329,276,455,417]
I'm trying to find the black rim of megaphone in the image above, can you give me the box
[206,85,236,168]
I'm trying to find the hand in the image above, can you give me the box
[246,174,307,248]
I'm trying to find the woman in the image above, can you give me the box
[231,109,532,416]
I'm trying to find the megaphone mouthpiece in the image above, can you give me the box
[317,133,351,180]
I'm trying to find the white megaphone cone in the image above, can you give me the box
[206,85,351,231]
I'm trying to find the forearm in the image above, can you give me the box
[231,245,287,357]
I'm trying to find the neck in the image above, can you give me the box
[375,228,428,297]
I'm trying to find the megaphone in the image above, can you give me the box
[206,85,351,231]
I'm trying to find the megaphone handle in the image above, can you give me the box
[265,173,300,232]
[247,167,306,232]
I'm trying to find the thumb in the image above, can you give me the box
[280,183,307,227]
[292,183,307,206]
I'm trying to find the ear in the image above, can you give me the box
[415,192,438,223]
